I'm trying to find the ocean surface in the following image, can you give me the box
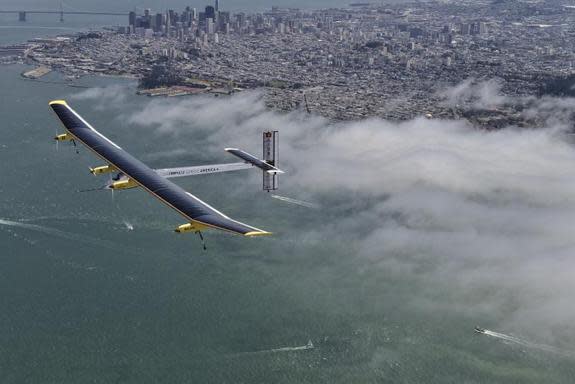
[1,9,575,384]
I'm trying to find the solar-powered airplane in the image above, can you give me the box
[49,100,282,241]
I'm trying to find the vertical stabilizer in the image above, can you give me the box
[262,131,279,191]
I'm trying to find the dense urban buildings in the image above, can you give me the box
[3,0,575,123]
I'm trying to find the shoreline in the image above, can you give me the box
[1,1,574,125]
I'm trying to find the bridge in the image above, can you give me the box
[0,11,128,22]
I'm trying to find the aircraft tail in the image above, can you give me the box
[262,130,280,192]
[225,130,282,192]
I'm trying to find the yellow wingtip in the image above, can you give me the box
[245,231,273,237]
[49,99,68,106]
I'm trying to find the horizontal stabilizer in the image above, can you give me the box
[225,148,284,174]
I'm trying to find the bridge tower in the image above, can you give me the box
[59,1,64,22]
[18,11,26,22]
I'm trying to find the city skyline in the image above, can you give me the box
[5,0,571,123]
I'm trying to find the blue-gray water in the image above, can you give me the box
[1,10,575,384]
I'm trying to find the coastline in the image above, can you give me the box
[1,2,573,125]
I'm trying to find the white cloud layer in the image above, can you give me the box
[71,84,129,107]
[114,87,575,346]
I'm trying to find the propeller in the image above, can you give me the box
[54,127,60,152]
[53,132,78,153]
[109,173,116,203]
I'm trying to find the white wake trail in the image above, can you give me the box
[271,194,319,209]
[0,218,89,240]
[482,329,574,357]
[122,220,134,231]
[0,218,127,251]
[232,340,314,357]
[266,340,315,353]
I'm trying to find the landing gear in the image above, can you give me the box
[71,138,79,154]
[196,230,207,251]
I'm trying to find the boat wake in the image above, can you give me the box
[233,340,314,357]
[0,217,127,251]
[122,220,134,231]
[271,194,319,209]
[264,340,315,353]
[481,329,574,357]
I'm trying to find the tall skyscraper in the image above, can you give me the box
[215,0,220,12]
[206,18,214,34]
[129,11,136,26]
[154,13,163,32]
[205,6,215,21]
[165,10,172,37]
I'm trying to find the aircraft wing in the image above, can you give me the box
[49,100,271,237]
